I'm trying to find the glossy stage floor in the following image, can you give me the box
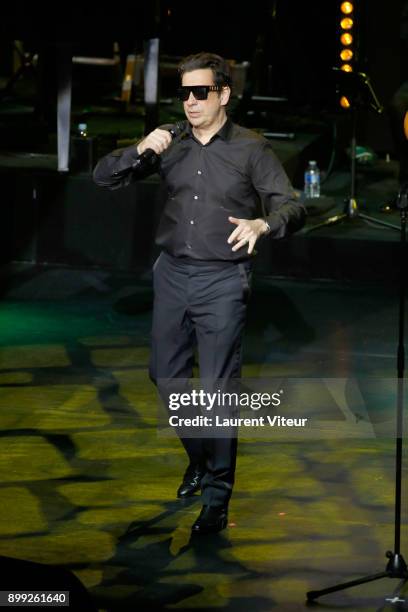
[0,260,407,611]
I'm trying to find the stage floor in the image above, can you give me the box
[0,269,407,611]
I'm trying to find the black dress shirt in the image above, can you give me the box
[93,118,306,262]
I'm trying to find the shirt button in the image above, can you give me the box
[194,195,199,200]
[186,242,192,249]
[190,220,194,225]
[197,170,202,175]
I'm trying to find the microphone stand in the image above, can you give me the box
[306,185,408,604]
[305,71,400,233]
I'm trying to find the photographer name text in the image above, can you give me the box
[168,415,308,428]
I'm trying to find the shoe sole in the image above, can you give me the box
[177,488,201,499]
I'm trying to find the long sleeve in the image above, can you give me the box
[93,143,159,190]
[250,141,306,237]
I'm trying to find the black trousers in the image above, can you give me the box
[149,251,252,507]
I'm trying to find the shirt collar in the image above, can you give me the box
[217,117,233,141]
[185,117,233,143]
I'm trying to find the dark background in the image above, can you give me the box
[1,0,403,151]
[0,0,406,277]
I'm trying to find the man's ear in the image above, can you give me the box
[220,86,231,107]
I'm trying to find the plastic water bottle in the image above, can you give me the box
[304,160,320,198]
[78,122,87,138]
[72,122,94,172]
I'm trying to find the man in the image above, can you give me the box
[93,52,305,534]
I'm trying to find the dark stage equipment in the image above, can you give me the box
[0,42,37,99]
[144,38,160,135]
[305,69,400,233]
[306,184,408,604]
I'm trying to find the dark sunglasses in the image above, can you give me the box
[176,85,222,101]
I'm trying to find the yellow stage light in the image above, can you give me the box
[340,17,353,29]
[340,49,353,61]
[341,2,354,15]
[341,33,353,45]
[339,1,355,109]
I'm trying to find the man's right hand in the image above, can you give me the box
[137,128,173,155]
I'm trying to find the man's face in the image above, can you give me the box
[181,68,230,129]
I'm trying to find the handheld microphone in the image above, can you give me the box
[112,123,185,178]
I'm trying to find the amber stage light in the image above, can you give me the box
[340,32,353,45]
[341,2,354,14]
[340,96,351,109]
[340,49,353,61]
[340,17,353,29]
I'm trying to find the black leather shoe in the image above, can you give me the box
[177,467,205,498]
[191,505,228,534]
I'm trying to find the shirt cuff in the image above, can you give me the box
[265,212,286,238]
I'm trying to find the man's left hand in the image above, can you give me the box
[228,217,269,254]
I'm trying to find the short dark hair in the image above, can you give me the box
[178,52,232,89]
